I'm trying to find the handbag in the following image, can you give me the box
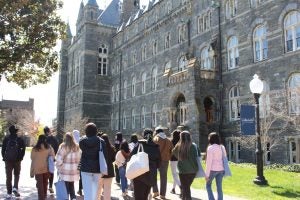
[193,143,205,178]
[48,156,55,174]
[99,139,108,175]
[126,144,149,179]
[221,145,232,177]
[54,176,68,200]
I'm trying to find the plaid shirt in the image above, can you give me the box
[56,144,81,182]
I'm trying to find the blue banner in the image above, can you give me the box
[240,105,255,135]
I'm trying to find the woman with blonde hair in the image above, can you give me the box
[172,131,198,200]
[56,132,81,200]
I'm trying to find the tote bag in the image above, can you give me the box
[48,156,55,174]
[99,139,108,175]
[55,178,68,200]
[126,144,149,179]
[221,145,232,177]
[193,143,205,178]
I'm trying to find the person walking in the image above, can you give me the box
[97,134,116,200]
[115,141,130,197]
[30,135,55,200]
[131,128,161,200]
[172,131,198,200]
[56,132,81,200]
[1,125,26,199]
[170,129,181,195]
[152,126,173,199]
[44,126,59,194]
[114,132,124,184]
[79,123,107,200]
[205,132,225,200]
[72,130,83,196]
[128,134,138,152]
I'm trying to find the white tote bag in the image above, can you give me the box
[126,144,149,179]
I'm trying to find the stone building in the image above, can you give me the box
[57,0,300,164]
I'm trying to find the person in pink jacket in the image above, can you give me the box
[205,132,226,200]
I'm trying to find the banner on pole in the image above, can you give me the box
[240,105,255,135]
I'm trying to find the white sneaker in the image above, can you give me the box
[5,194,12,199]
[12,188,20,197]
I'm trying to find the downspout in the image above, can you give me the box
[118,52,122,130]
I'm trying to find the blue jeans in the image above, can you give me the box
[206,171,224,200]
[81,172,101,200]
[119,166,128,193]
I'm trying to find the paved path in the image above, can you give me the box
[0,150,245,200]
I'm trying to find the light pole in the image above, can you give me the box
[249,74,268,185]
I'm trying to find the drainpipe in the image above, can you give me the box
[118,52,122,130]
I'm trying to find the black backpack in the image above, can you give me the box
[4,138,19,161]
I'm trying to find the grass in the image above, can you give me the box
[167,163,300,200]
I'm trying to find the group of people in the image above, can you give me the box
[2,123,228,200]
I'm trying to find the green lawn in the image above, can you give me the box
[167,163,300,200]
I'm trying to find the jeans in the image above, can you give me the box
[179,173,195,200]
[153,160,168,196]
[48,172,54,189]
[81,172,101,200]
[170,161,181,188]
[118,166,128,193]
[206,171,224,200]
[5,161,21,194]
[35,173,49,200]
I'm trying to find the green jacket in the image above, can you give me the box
[172,144,198,174]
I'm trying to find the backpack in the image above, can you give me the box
[4,138,19,161]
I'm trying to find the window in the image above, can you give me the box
[132,51,137,65]
[111,113,114,129]
[141,106,146,128]
[179,55,187,71]
[200,47,212,70]
[116,84,119,102]
[284,11,300,52]
[229,86,240,120]
[253,25,268,61]
[122,110,126,129]
[152,103,158,127]
[75,65,79,84]
[250,0,262,8]
[152,67,158,91]
[153,40,158,55]
[132,76,136,97]
[178,24,187,43]
[165,33,171,49]
[288,73,300,115]
[98,44,108,75]
[227,36,239,70]
[131,109,136,129]
[179,102,187,124]
[142,44,147,61]
[198,17,203,33]
[111,86,115,102]
[115,111,119,130]
[225,0,237,19]
[123,80,127,99]
[166,1,172,14]
[142,72,147,94]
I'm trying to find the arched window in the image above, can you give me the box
[132,51,137,65]
[132,76,136,97]
[142,44,147,61]
[179,55,187,71]
[165,32,171,49]
[166,1,172,14]
[98,44,108,75]
[131,108,136,129]
[229,86,240,120]
[152,103,158,127]
[153,40,158,55]
[178,24,187,43]
[225,0,237,19]
[122,110,126,129]
[253,25,268,61]
[142,72,147,94]
[111,86,115,102]
[141,106,146,128]
[123,80,127,99]
[227,36,239,70]
[288,73,300,115]
[152,67,158,91]
[284,11,300,52]
[200,47,212,70]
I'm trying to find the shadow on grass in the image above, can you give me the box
[271,186,300,199]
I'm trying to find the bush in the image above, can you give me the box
[282,164,300,173]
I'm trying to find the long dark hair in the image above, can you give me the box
[120,141,130,153]
[176,131,192,161]
[101,134,114,152]
[171,129,181,145]
[34,135,49,151]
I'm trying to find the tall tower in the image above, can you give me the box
[121,0,140,23]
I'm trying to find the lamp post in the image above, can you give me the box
[249,74,268,185]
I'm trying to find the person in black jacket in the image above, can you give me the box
[79,122,107,200]
[44,126,58,194]
[131,128,161,200]
[1,125,26,198]
[97,134,116,200]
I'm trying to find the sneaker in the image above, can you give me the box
[77,190,83,196]
[12,188,20,197]
[5,194,12,199]
[49,188,54,194]
[152,192,159,198]
[160,195,166,199]
[122,192,127,197]
[170,188,175,194]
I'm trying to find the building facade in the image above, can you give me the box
[57,0,300,164]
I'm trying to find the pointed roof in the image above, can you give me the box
[97,0,121,27]
[66,23,72,38]
[86,0,98,7]
[76,1,84,23]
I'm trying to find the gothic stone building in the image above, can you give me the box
[57,0,300,164]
